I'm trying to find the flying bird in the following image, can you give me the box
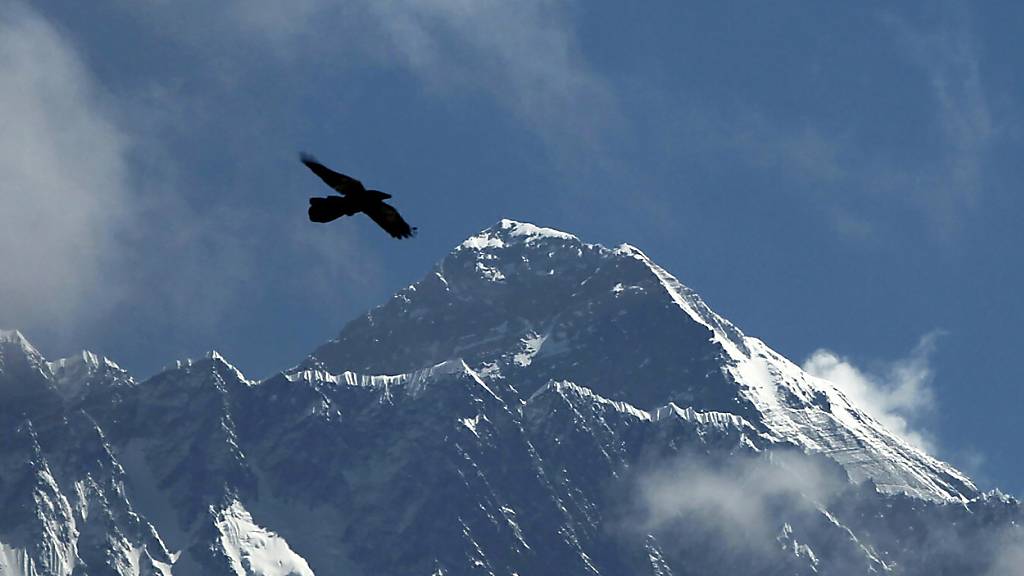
[301,153,417,239]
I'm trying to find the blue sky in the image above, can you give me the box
[1,1,1021,493]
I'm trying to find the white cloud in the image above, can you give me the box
[802,332,941,451]
[629,450,849,571]
[0,2,255,346]
[630,447,1022,574]
[0,1,403,368]
[0,2,131,334]
[638,451,838,539]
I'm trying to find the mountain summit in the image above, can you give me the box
[0,220,1019,576]
[308,219,972,502]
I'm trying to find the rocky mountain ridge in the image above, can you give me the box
[1,221,1020,575]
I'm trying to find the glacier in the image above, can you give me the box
[1,221,1022,575]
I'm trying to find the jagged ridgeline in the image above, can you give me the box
[1,220,1021,576]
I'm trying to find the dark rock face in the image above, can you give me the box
[0,221,1021,575]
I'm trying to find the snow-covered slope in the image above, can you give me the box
[1,221,1021,576]
[0,331,173,576]
[214,501,313,576]
[307,219,973,502]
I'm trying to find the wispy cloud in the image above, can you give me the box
[0,2,131,335]
[629,445,1022,574]
[987,527,1024,576]
[636,451,840,543]
[627,449,858,573]
[656,5,995,242]
[0,2,245,347]
[137,0,612,153]
[0,2,383,364]
[802,332,942,451]
[365,0,613,147]
[710,107,849,188]
[227,0,328,46]
[881,5,994,233]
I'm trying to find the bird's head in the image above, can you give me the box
[368,190,392,200]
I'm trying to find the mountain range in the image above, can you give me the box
[1,219,1020,575]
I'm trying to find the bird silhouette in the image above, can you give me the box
[301,153,417,239]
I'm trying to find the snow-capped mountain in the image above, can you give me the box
[307,219,973,502]
[1,220,1020,575]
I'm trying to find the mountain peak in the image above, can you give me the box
[0,328,27,343]
[157,350,250,389]
[2,224,1017,575]
[308,219,977,502]
[47,350,131,402]
[459,219,581,252]
[0,329,50,380]
[49,350,122,373]
[0,328,41,357]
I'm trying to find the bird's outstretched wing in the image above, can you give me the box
[300,153,365,195]
[364,202,417,239]
[308,196,361,223]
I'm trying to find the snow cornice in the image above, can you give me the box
[283,358,501,402]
